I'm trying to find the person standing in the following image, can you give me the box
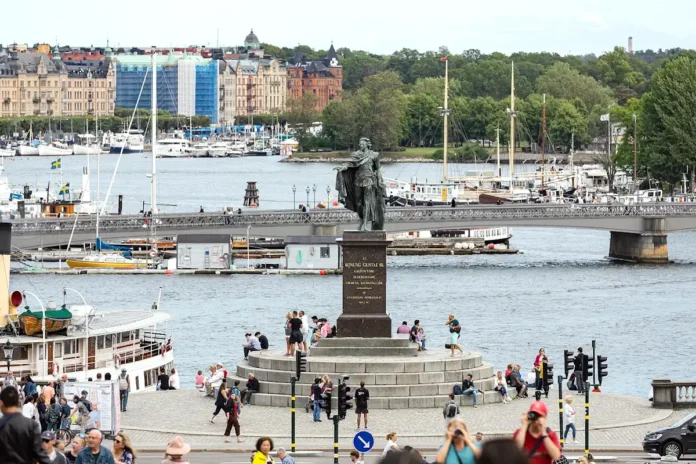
[513,402,561,464]
[111,432,136,464]
[42,382,56,405]
[41,431,68,464]
[574,348,589,395]
[534,348,546,391]
[72,392,91,434]
[355,381,370,430]
[223,392,243,443]
[446,315,463,356]
[37,394,48,431]
[65,436,85,464]
[284,312,293,356]
[434,418,481,464]
[563,396,578,444]
[23,395,37,419]
[0,386,51,464]
[47,397,62,432]
[75,429,115,464]
[118,369,130,412]
[312,378,323,423]
[321,375,334,420]
[299,311,309,351]
[162,437,191,464]
[288,311,303,356]
[58,398,72,432]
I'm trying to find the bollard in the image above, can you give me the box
[333,415,339,464]
[585,381,590,456]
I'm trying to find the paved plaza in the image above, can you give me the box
[120,388,694,452]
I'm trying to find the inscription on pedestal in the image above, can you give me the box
[337,231,392,337]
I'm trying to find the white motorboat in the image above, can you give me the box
[155,138,191,158]
[185,142,209,158]
[73,134,102,155]
[0,146,15,157]
[208,142,228,157]
[109,129,145,154]
[17,143,39,156]
[39,142,73,156]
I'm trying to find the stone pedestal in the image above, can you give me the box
[609,218,668,264]
[336,231,392,337]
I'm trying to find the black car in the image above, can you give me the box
[643,411,696,457]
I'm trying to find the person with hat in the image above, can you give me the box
[42,430,68,464]
[118,369,130,412]
[163,436,191,464]
[513,401,561,464]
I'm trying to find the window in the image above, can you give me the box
[63,340,77,355]
[39,345,44,360]
[135,376,140,391]
[55,342,62,358]
[97,336,104,350]
[320,246,331,258]
[105,335,113,348]
[0,345,28,361]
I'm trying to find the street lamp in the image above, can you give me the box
[306,186,310,208]
[312,184,317,208]
[292,185,296,209]
[3,340,14,372]
[326,186,331,209]
[246,225,252,270]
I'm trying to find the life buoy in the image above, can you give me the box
[114,354,121,367]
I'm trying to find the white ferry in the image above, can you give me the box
[1,289,174,393]
[110,130,145,154]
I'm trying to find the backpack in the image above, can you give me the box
[445,403,457,418]
[80,398,92,412]
[119,374,129,391]
[452,384,463,395]
[47,405,61,425]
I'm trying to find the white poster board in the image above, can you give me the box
[64,381,120,435]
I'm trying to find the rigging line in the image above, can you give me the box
[101,67,150,216]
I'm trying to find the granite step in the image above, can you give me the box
[308,347,420,357]
[228,374,498,397]
[314,338,413,348]
[236,361,494,385]
[245,391,503,409]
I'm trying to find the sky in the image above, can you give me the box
[2,0,695,56]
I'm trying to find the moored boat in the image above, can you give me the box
[17,143,39,156]
[39,142,73,157]
[19,306,72,336]
[66,253,149,269]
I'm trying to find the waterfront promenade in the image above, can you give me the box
[120,388,694,452]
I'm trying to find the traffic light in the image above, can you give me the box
[295,351,307,380]
[584,355,594,381]
[543,363,554,389]
[597,355,608,385]
[564,350,574,377]
[337,378,353,420]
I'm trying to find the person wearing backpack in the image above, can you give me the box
[72,392,91,433]
[443,394,459,420]
[118,369,130,413]
[46,397,62,432]
[513,401,561,464]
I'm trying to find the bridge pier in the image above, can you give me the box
[609,217,668,264]
[313,224,338,236]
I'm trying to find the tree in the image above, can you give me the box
[536,62,614,110]
[285,93,319,152]
[340,51,388,91]
[642,56,696,189]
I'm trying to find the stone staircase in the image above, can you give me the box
[231,343,502,409]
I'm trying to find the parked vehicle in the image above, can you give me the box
[643,411,696,457]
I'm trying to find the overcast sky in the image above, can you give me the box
[2,0,694,56]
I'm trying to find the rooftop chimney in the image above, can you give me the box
[628,36,633,55]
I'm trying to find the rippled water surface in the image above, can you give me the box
[6,155,696,394]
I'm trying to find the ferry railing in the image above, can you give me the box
[10,204,696,235]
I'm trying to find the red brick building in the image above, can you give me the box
[287,44,342,110]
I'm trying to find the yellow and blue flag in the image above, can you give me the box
[51,158,61,170]
[59,183,70,195]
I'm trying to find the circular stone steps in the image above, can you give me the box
[233,349,502,409]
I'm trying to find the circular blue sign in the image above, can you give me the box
[353,430,374,453]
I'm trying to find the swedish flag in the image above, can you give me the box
[59,183,70,195]
[51,158,61,170]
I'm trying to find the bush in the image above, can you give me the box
[431,144,490,162]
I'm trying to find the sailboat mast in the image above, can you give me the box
[443,58,449,182]
[496,127,501,177]
[541,93,546,187]
[151,53,158,217]
[509,62,516,178]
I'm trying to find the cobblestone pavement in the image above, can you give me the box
[120,389,694,450]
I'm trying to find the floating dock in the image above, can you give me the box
[11,268,342,276]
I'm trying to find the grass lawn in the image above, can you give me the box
[289,147,437,160]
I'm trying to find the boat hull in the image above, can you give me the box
[20,314,71,336]
[0,148,15,157]
[66,259,148,269]
[18,145,39,156]
[38,145,73,156]
[73,144,102,155]
[109,146,142,154]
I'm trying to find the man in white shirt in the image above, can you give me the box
[299,311,309,351]
[169,368,180,390]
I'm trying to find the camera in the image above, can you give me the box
[527,411,540,421]
[454,429,464,437]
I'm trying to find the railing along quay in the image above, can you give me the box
[9,204,696,235]
[652,379,696,408]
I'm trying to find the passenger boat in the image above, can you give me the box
[155,138,191,158]
[66,253,149,269]
[0,146,15,157]
[19,305,72,336]
[72,134,102,155]
[39,142,73,157]
[109,130,145,154]
[208,142,228,157]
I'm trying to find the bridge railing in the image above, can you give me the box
[652,379,696,408]
[9,204,696,235]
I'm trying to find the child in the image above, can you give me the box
[416,328,427,351]
[563,395,578,443]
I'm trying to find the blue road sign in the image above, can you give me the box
[353,430,374,453]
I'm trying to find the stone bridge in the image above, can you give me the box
[10,203,696,263]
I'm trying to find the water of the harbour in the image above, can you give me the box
[5,155,696,395]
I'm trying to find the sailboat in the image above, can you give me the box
[73,119,102,155]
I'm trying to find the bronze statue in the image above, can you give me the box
[335,137,385,231]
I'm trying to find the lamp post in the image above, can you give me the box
[246,225,251,270]
[292,185,296,209]
[306,186,310,208]
[3,340,14,373]
[326,186,331,209]
[312,184,317,208]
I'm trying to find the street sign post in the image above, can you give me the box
[353,430,374,453]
